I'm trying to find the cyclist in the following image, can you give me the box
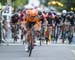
[11,14,19,43]
[24,9,39,52]
[66,11,74,44]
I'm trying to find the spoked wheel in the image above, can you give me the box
[28,44,33,57]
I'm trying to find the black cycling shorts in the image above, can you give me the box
[26,22,36,28]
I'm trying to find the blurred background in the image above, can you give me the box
[0,0,75,12]
[0,0,75,44]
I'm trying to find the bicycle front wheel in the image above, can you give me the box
[28,44,33,57]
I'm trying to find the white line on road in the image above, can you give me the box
[51,44,75,46]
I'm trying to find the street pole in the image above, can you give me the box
[0,19,2,44]
[0,11,2,44]
[0,3,2,44]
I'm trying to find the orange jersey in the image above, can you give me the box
[23,9,39,23]
[26,16,39,23]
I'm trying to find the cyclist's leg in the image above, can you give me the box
[24,32,29,51]
[24,41,28,51]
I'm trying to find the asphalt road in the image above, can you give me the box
[0,44,75,60]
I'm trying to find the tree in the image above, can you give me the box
[0,0,28,7]
[44,0,75,11]
[0,0,7,5]
[12,0,28,8]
